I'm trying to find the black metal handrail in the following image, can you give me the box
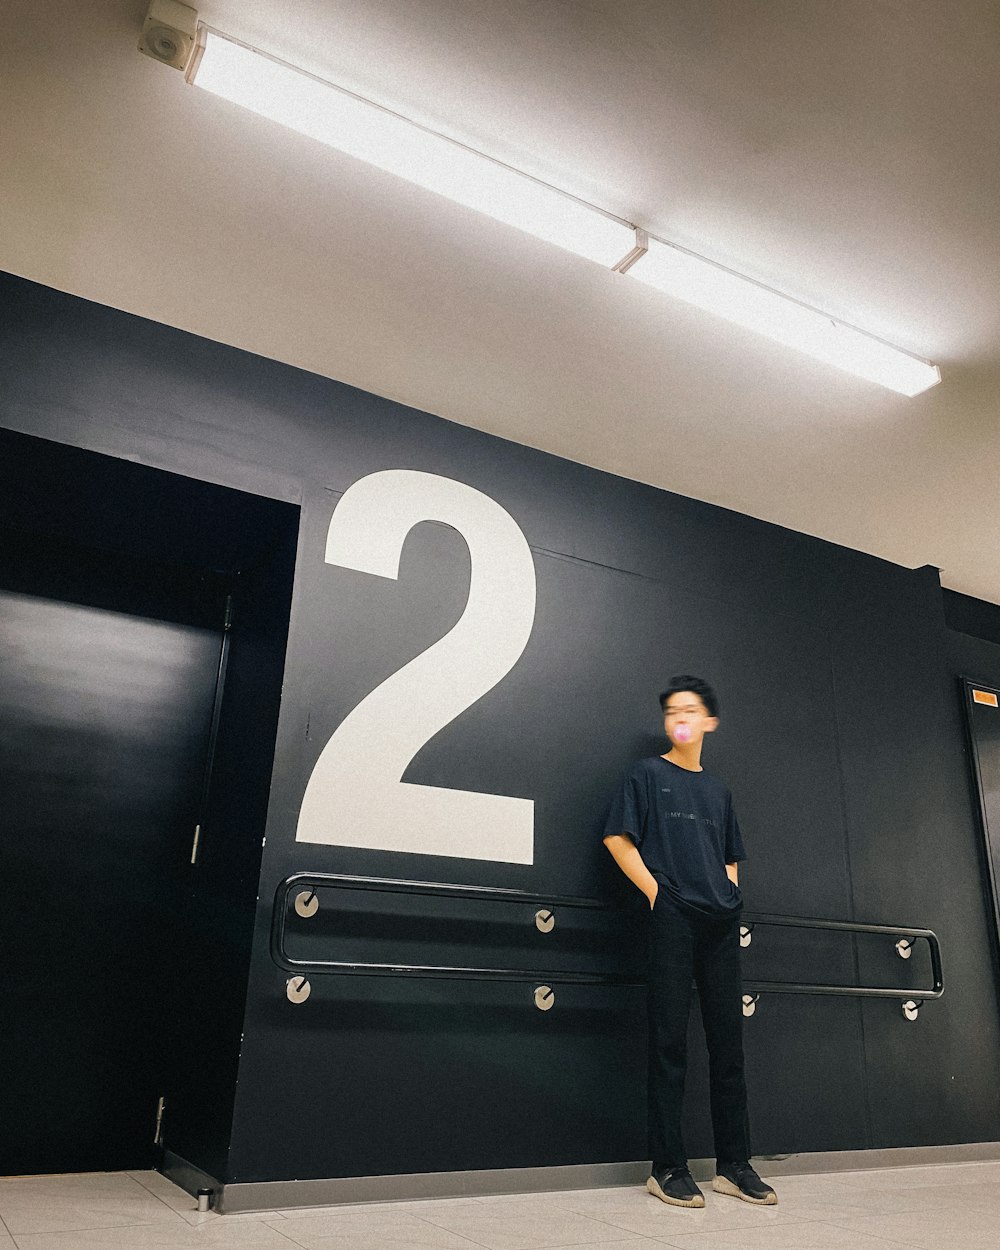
[270,872,632,985]
[270,872,943,1001]
[741,913,942,1000]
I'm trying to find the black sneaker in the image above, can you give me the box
[647,1164,705,1208]
[712,1160,777,1205]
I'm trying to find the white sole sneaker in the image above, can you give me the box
[647,1175,705,1207]
[712,1174,778,1205]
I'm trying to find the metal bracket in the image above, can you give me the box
[295,890,319,918]
[286,975,311,1004]
[534,984,554,1011]
[611,228,649,274]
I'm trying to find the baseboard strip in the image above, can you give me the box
[159,1141,1000,1214]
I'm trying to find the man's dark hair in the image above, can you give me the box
[659,674,719,718]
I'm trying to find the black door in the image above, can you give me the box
[0,532,229,1174]
[960,677,1000,977]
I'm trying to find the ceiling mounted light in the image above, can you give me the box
[140,4,942,396]
[184,28,636,268]
[623,234,941,397]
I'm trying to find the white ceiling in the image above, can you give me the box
[3,0,999,601]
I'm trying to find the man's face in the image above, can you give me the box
[663,691,718,747]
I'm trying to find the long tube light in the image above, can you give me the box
[177,21,941,396]
[624,236,941,396]
[187,28,636,268]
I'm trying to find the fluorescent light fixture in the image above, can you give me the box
[169,20,941,395]
[626,236,941,396]
[187,28,635,267]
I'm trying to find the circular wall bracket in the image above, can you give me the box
[534,984,555,1011]
[286,975,311,1004]
[295,890,319,918]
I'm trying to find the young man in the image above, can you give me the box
[603,675,777,1209]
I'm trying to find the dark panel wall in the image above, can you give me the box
[2,271,997,1186]
[837,571,1000,1149]
[229,524,870,1179]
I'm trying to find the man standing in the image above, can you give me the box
[603,675,777,1208]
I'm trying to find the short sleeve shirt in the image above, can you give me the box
[604,756,746,919]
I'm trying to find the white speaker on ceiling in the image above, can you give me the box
[138,0,198,72]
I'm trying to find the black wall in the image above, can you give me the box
[2,271,998,1185]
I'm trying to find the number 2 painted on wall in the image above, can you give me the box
[295,470,537,864]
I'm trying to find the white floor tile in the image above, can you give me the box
[125,1171,206,1215]
[404,1201,649,1250]
[652,1222,930,1248]
[253,1209,490,1249]
[794,1160,1000,1190]
[273,1197,483,1221]
[0,1174,178,1236]
[829,1204,1000,1250]
[12,1223,301,1249]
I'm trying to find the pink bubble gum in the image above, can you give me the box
[673,725,693,742]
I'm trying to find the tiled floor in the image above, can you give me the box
[0,1161,998,1249]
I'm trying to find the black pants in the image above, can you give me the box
[647,887,751,1169]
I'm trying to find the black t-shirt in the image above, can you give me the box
[604,755,747,920]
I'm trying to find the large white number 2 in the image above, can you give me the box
[295,470,537,864]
